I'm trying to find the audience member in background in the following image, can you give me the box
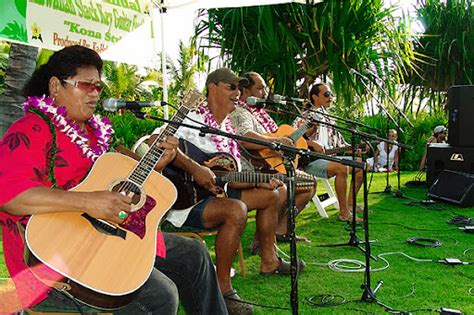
[229,71,315,245]
[367,129,399,172]
[419,125,447,171]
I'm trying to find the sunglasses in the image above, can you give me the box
[62,79,104,94]
[221,83,239,91]
[323,91,334,97]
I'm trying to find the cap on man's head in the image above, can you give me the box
[205,68,248,86]
[433,125,447,134]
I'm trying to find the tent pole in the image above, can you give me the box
[159,2,169,120]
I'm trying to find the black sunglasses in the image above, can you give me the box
[226,83,238,91]
[323,91,334,97]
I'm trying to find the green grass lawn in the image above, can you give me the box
[220,172,474,314]
[1,172,473,314]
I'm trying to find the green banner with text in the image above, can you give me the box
[0,0,150,53]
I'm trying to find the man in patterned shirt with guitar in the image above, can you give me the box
[136,68,305,315]
[293,83,364,222]
[229,72,315,246]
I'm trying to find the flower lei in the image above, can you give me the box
[241,102,278,133]
[23,96,114,162]
[198,104,241,161]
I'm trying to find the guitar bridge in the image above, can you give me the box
[82,213,127,240]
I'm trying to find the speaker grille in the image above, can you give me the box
[428,170,474,207]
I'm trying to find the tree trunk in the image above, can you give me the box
[0,43,38,137]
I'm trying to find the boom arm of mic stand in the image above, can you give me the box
[369,77,414,128]
[356,75,403,133]
[304,107,381,133]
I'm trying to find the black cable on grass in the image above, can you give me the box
[303,294,350,307]
[403,201,447,210]
[448,215,474,226]
[224,295,289,311]
[407,237,442,247]
[374,222,458,232]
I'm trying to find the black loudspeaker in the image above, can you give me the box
[426,143,474,187]
[447,85,474,147]
[428,170,474,207]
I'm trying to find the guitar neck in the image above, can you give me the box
[325,145,352,155]
[289,121,312,143]
[216,171,286,183]
[129,91,204,186]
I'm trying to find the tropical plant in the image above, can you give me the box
[194,1,421,117]
[403,0,474,113]
[0,42,37,137]
[168,40,208,103]
[0,41,11,95]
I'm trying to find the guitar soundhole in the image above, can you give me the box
[110,180,145,211]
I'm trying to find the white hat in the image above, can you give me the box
[433,125,447,134]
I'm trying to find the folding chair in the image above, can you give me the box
[312,177,339,218]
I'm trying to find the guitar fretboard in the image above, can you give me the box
[129,108,190,186]
[218,171,286,183]
[127,90,205,186]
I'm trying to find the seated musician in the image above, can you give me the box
[293,83,363,221]
[367,129,399,172]
[228,71,315,245]
[0,46,226,314]
[136,68,303,315]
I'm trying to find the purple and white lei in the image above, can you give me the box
[23,96,114,162]
[198,104,241,161]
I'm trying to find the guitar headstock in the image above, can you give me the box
[181,89,205,110]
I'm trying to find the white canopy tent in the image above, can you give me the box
[101,0,320,117]
[0,0,320,117]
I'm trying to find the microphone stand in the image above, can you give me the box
[368,75,415,197]
[131,109,365,315]
[267,106,409,259]
[268,106,385,302]
[352,71,407,197]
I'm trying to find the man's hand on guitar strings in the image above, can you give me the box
[82,191,132,224]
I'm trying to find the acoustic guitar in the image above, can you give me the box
[253,113,321,173]
[24,91,205,310]
[163,139,316,210]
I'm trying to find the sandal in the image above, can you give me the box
[276,233,311,243]
[248,244,261,256]
[338,215,363,223]
[223,289,253,315]
[347,205,364,213]
[260,257,305,276]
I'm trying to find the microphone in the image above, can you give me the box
[103,98,162,112]
[245,96,269,106]
[246,95,300,107]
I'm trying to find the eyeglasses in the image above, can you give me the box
[62,79,104,94]
[323,91,334,97]
[220,83,239,91]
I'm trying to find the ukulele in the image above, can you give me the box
[163,139,316,210]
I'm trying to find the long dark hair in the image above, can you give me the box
[306,83,325,109]
[22,45,103,97]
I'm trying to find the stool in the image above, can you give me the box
[161,222,246,276]
[312,177,339,218]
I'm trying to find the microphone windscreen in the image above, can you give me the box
[246,96,259,106]
[103,98,118,111]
